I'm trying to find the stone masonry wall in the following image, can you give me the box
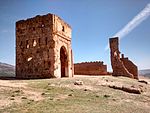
[52,15,73,78]
[121,56,138,79]
[74,61,107,75]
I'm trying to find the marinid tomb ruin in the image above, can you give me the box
[109,37,138,79]
[16,13,74,78]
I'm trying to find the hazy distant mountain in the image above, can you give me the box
[139,69,150,78]
[0,62,15,77]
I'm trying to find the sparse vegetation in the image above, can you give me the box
[0,75,150,113]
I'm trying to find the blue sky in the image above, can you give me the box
[0,0,150,71]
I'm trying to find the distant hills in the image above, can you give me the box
[0,62,15,77]
[139,69,150,78]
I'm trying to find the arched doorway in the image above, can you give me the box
[60,46,68,77]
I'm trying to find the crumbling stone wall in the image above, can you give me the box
[109,37,138,79]
[74,61,107,75]
[16,13,74,78]
[121,55,138,79]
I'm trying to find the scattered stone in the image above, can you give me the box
[21,96,27,99]
[30,99,34,102]
[74,80,83,85]
[47,88,51,90]
[104,94,110,98]
[109,85,122,90]
[139,84,143,87]
[137,85,145,92]
[27,102,30,104]
[10,98,15,100]
[109,85,142,94]
[11,94,15,97]
[68,94,73,96]
[131,85,135,88]
[57,98,60,101]
[49,98,53,100]
[41,92,45,95]
[14,90,20,93]
[96,95,99,98]
[122,86,141,94]
[71,89,74,92]
[112,98,116,101]
[84,89,88,91]
[105,79,108,82]
[138,80,148,84]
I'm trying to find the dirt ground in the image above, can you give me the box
[0,75,150,113]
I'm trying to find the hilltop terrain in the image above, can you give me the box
[0,75,150,113]
[0,62,150,112]
[139,69,150,78]
[0,62,15,77]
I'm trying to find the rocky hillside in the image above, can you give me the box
[139,69,150,78]
[0,62,15,77]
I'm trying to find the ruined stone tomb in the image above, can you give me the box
[109,37,138,79]
[16,13,74,78]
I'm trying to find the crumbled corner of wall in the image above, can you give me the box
[109,37,138,79]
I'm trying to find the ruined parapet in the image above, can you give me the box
[109,37,138,79]
[74,61,107,75]
[16,13,74,79]
[120,55,138,79]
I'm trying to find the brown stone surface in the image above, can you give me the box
[74,61,107,75]
[108,85,142,94]
[109,37,138,79]
[16,13,74,78]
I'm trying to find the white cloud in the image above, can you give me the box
[105,3,150,51]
